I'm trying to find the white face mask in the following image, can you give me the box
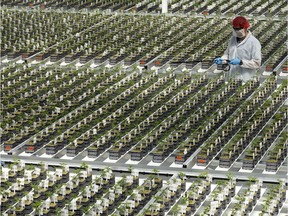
[233,29,246,38]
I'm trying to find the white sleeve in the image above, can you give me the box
[241,38,261,69]
[241,59,261,69]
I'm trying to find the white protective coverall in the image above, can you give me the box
[222,31,261,81]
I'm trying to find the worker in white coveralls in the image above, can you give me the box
[214,16,262,81]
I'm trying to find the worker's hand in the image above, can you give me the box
[214,57,223,65]
[229,58,241,65]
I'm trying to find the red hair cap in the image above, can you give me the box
[232,16,250,29]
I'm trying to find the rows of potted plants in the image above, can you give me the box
[201,0,286,16]
[167,172,212,216]
[107,74,208,160]
[1,160,54,214]
[1,162,114,215]
[140,17,213,67]
[173,78,252,164]
[38,70,173,159]
[250,0,287,17]
[87,73,192,157]
[265,128,288,172]
[112,169,162,216]
[1,159,26,195]
[31,163,93,215]
[150,77,240,163]
[15,70,187,158]
[86,72,180,157]
[112,16,208,66]
[142,173,186,216]
[198,176,236,216]
[256,20,286,68]
[175,78,258,164]
[259,180,286,216]
[44,14,149,63]
[1,0,144,12]
[152,76,236,162]
[218,79,287,168]
[264,43,287,73]
[116,171,172,215]
[2,0,286,16]
[0,159,207,215]
[1,9,100,59]
[242,106,287,170]
[2,65,114,141]
[42,68,153,154]
[43,12,117,63]
[129,76,225,162]
[61,71,162,156]
[60,166,115,216]
[239,19,287,75]
[77,169,139,215]
[1,159,286,215]
[34,14,201,65]
[2,65,134,152]
[196,77,277,166]
[229,177,262,216]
